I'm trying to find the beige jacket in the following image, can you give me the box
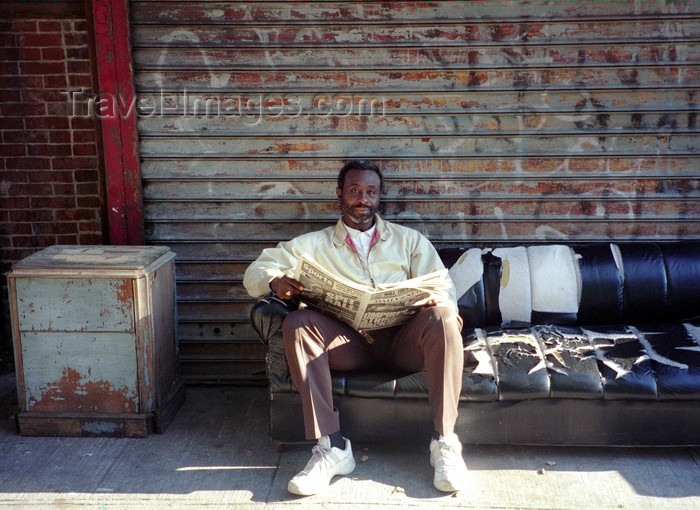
[243,215,457,311]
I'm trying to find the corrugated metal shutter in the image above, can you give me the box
[130,1,700,384]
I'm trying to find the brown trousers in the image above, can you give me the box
[282,306,464,440]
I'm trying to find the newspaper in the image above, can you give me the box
[293,254,452,331]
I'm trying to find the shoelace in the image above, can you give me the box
[435,442,462,472]
[300,445,333,475]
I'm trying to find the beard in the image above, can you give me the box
[340,203,377,227]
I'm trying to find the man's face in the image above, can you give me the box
[336,169,381,231]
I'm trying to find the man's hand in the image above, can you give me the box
[270,275,305,300]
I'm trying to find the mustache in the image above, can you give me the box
[340,203,376,218]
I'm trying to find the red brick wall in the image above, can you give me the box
[0,4,106,360]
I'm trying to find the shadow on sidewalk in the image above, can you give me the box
[0,385,698,508]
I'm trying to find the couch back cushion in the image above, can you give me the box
[439,242,700,328]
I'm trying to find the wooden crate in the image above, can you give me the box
[8,245,186,437]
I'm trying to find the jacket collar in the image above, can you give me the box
[332,214,389,247]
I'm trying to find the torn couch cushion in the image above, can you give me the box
[528,245,581,315]
[493,247,532,326]
[448,247,484,300]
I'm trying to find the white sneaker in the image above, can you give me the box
[287,436,356,496]
[429,434,469,492]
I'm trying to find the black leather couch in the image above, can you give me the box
[251,242,700,446]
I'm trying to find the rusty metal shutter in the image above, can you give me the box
[130,1,700,384]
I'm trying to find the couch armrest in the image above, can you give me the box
[249,293,298,345]
[266,328,294,393]
[250,294,297,392]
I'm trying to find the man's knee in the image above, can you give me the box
[423,305,452,318]
[418,306,463,348]
[282,309,325,350]
[282,309,310,336]
[421,306,460,328]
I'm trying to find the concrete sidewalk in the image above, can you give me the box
[1,382,699,509]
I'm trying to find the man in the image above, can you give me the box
[243,160,468,495]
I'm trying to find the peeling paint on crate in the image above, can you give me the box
[10,245,180,435]
[20,329,140,413]
[115,280,132,305]
[15,278,135,332]
[28,367,137,414]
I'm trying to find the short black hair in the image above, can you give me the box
[337,160,384,191]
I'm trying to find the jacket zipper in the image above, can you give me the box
[345,231,377,288]
[366,245,376,288]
